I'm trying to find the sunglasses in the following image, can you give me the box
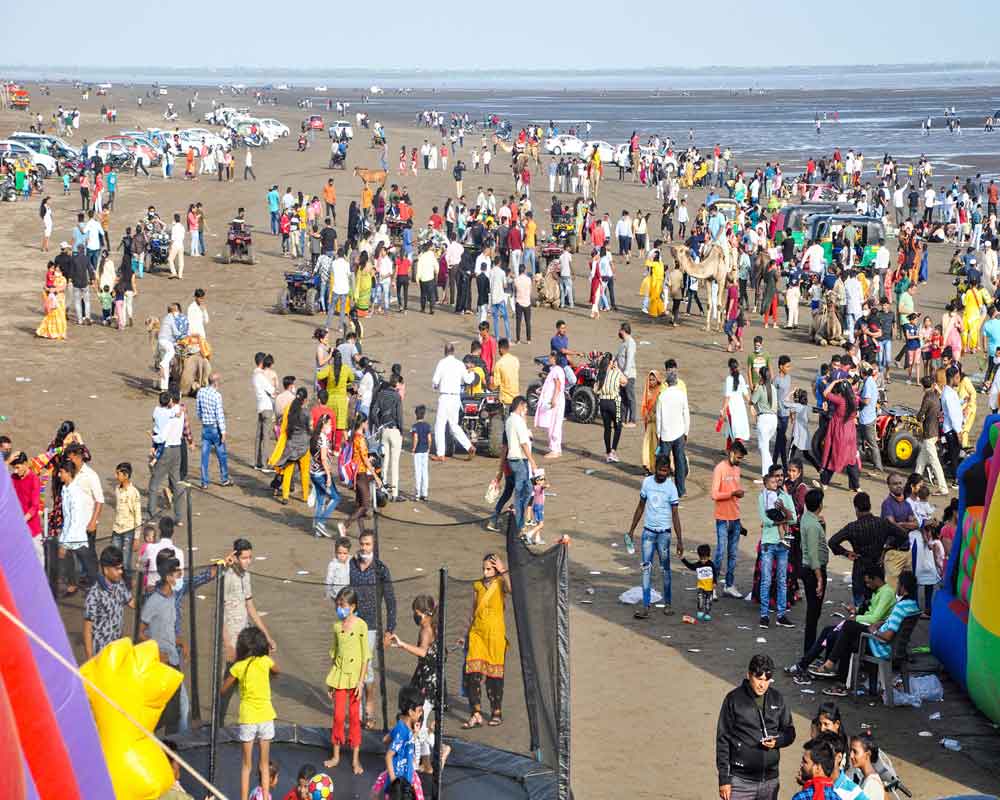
[752,670,774,680]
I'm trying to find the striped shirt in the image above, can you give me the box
[195,385,226,434]
[868,598,920,659]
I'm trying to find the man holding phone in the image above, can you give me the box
[716,653,795,800]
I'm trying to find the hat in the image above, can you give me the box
[532,468,545,480]
[59,241,70,249]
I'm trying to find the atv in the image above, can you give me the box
[224,220,256,264]
[811,403,921,470]
[459,390,505,457]
[277,268,320,315]
[526,352,600,424]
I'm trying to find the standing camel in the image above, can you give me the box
[667,243,736,332]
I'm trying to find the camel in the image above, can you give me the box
[810,291,845,346]
[667,243,737,331]
[354,167,387,187]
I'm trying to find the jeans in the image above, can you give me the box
[878,340,892,375]
[254,410,274,468]
[729,775,779,800]
[492,473,515,528]
[510,459,531,531]
[523,248,537,275]
[801,566,827,653]
[640,527,672,607]
[515,304,531,342]
[200,425,229,486]
[326,293,349,331]
[491,301,511,340]
[110,528,136,582]
[759,542,789,619]
[858,421,883,471]
[773,415,789,472]
[657,436,687,496]
[270,210,279,235]
[560,276,575,307]
[413,452,429,498]
[311,472,341,527]
[714,519,741,588]
[621,377,636,423]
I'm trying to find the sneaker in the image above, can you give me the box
[776,616,795,628]
[759,617,770,629]
[784,663,801,676]
[696,611,705,621]
[702,613,712,621]
[712,589,718,601]
[793,675,814,686]
[486,521,499,532]
[662,605,675,616]
[633,607,650,620]
[724,585,742,599]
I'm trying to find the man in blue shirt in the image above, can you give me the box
[857,364,883,472]
[982,307,1000,384]
[627,454,684,619]
[549,319,583,388]
[266,185,280,234]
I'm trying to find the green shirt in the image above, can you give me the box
[758,489,796,545]
[857,583,895,626]
[800,511,829,570]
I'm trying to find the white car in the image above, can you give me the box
[328,120,354,140]
[0,139,58,177]
[582,140,615,162]
[259,118,290,139]
[8,132,79,160]
[543,134,584,156]
[176,129,227,152]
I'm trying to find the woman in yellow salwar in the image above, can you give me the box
[957,366,978,449]
[36,261,67,340]
[460,553,510,729]
[640,370,663,473]
[316,349,354,451]
[961,279,991,353]
[642,250,665,318]
[268,387,311,504]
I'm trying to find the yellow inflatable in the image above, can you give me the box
[79,638,184,800]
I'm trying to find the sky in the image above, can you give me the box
[2,1,993,73]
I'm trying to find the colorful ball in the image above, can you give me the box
[307,773,334,800]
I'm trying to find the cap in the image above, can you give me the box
[59,241,70,249]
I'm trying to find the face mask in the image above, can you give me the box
[413,612,423,626]
[359,551,373,561]
[336,606,351,621]
[175,576,185,594]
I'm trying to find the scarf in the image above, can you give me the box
[641,371,662,420]
[802,776,834,800]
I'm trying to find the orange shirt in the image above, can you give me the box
[711,460,742,521]
[323,183,337,204]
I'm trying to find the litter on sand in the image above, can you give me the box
[800,689,816,694]
[940,738,962,751]
[584,469,596,475]
[255,556,268,561]
[296,570,310,575]
[756,637,767,644]
[589,570,602,575]
[639,340,652,345]
[619,587,660,605]
[196,595,207,600]
[415,567,424,572]
[918,731,933,737]
[585,588,596,595]
[738,625,752,630]
[579,600,593,604]
[929,712,941,720]
[688,648,701,653]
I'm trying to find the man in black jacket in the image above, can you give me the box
[67,244,95,324]
[716,653,796,800]
[370,375,403,501]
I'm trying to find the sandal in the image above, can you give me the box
[488,712,503,727]
[822,685,849,698]
[808,664,837,679]
[461,713,483,730]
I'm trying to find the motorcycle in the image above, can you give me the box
[526,352,600,424]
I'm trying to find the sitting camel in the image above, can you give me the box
[667,243,736,332]
[811,291,845,346]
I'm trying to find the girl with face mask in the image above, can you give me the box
[325,587,370,775]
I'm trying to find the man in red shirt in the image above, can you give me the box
[711,442,747,598]
[478,321,498,375]
[394,249,411,312]
[507,223,523,272]
[988,180,999,217]
[589,216,607,249]
[429,206,443,230]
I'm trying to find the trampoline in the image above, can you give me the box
[172,725,560,799]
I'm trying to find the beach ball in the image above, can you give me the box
[308,773,334,800]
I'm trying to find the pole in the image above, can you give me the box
[207,562,225,785]
[186,490,201,722]
[132,567,145,642]
[372,487,389,732]
[433,567,447,799]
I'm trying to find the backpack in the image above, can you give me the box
[338,436,357,487]
[173,313,190,338]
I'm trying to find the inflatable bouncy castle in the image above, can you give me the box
[930,414,1000,724]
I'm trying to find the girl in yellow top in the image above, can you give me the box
[325,586,370,775]
[221,626,280,800]
[460,554,511,729]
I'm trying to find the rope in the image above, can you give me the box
[376,511,495,527]
[0,603,228,800]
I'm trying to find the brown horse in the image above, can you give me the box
[354,167,387,187]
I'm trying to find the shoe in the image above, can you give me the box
[724,585,742,599]
[219,480,234,487]
[486,521,499,532]
[784,663,801,676]
[336,522,347,538]
[696,611,705,621]
[633,607,650,620]
[712,589,718,601]
[822,685,849,698]
[662,605,675,616]
[702,613,712,621]
[776,616,795,628]
[759,617,770,629]
[808,664,837,679]
[793,675,814,686]
[199,483,209,490]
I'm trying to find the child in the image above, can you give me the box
[281,764,317,800]
[786,388,816,470]
[98,284,114,324]
[61,171,70,195]
[220,626,280,800]
[919,316,934,380]
[907,483,936,528]
[410,405,432,502]
[911,521,943,617]
[113,279,127,331]
[370,687,425,800]
[112,462,142,583]
[249,761,279,800]
[682,544,719,621]
[902,313,920,383]
[524,469,547,546]
[475,263,490,323]
[808,274,823,312]
[325,587,370,775]
[929,324,944,374]
[324,536,351,601]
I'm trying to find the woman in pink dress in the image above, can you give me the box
[942,302,964,360]
[820,378,861,491]
[534,351,565,458]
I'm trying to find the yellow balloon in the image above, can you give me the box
[79,638,184,800]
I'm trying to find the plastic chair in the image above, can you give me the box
[848,612,921,706]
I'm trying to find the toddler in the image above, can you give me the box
[682,544,719,621]
[907,484,936,528]
[370,687,425,800]
[136,524,158,589]
[98,284,114,324]
[324,536,351,601]
[524,469,547,546]
[281,764,317,800]
[61,172,70,195]
[249,761,279,800]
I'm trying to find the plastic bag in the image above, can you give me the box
[619,586,662,605]
[887,689,922,707]
[909,674,944,702]
[484,478,501,505]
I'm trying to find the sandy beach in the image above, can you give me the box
[1,82,998,799]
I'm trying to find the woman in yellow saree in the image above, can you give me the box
[316,349,355,450]
[36,262,67,340]
[644,253,665,318]
[268,387,311,503]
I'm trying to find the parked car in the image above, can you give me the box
[0,140,57,177]
[118,132,163,164]
[543,134,584,156]
[808,214,887,270]
[105,135,158,167]
[582,140,615,162]
[8,132,79,161]
[178,128,226,150]
[88,139,134,166]
[305,114,325,130]
[327,120,354,140]
[259,118,290,139]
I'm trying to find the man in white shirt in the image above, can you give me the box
[415,242,438,315]
[489,259,511,340]
[325,246,353,331]
[83,210,104,268]
[282,187,295,211]
[147,391,186,521]
[655,371,691,497]
[923,186,936,224]
[843,270,863,342]
[873,239,890,299]
[243,148,255,181]
[430,343,475,460]
[445,235,465,306]
[251,352,275,470]
[892,183,906,226]
[503,395,537,532]
[615,212,633,263]
[157,303,181,391]
[558,247,574,308]
[66,443,104,565]
[168,213,185,279]
[941,366,964,486]
[186,288,209,338]
[803,239,826,276]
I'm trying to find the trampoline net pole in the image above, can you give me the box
[433,566,447,799]
[132,565,145,642]
[555,543,571,800]
[373,504,390,733]
[186,490,201,722]
[207,561,226,785]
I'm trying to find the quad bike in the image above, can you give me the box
[550,213,577,250]
[526,352,600,424]
[277,268,320,315]
[811,403,922,470]
[1,175,16,202]
[146,233,170,272]
[224,221,256,264]
[458,390,505,457]
[371,132,386,148]
[328,150,347,170]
